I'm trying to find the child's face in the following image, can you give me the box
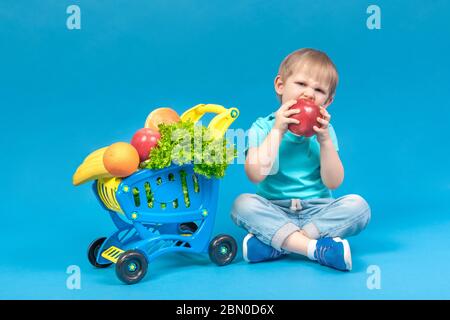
[274,69,333,108]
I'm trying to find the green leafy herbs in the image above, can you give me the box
[140,121,237,179]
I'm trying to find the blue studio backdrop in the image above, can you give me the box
[1,0,449,299]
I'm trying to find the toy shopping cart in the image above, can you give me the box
[87,104,240,284]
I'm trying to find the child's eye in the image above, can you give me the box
[296,82,306,87]
[315,88,325,94]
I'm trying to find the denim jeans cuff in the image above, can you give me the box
[302,222,320,239]
[271,222,300,251]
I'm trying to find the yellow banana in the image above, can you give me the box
[180,104,227,123]
[73,147,112,186]
[180,104,240,140]
[83,146,108,163]
[207,108,239,140]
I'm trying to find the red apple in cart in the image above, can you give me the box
[130,128,161,162]
[288,99,323,137]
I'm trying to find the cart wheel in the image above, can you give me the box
[115,250,148,285]
[208,234,237,266]
[88,237,112,268]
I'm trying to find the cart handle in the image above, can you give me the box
[180,104,239,140]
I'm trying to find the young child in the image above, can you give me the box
[231,48,371,271]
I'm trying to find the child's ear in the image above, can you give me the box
[274,75,284,96]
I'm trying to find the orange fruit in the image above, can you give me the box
[103,142,140,177]
[144,107,180,132]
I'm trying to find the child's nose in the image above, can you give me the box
[302,89,315,100]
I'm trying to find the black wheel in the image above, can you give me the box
[115,250,148,285]
[208,234,237,266]
[88,237,112,268]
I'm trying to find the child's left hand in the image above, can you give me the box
[313,107,332,144]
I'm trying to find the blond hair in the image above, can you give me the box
[277,48,339,101]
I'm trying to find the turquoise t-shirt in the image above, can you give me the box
[247,113,339,200]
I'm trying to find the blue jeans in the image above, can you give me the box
[231,193,371,251]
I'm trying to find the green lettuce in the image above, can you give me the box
[140,121,236,179]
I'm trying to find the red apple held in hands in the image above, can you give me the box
[288,99,323,137]
[130,128,161,162]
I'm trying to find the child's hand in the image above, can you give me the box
[273,100,300,134]
[313,106,332,144]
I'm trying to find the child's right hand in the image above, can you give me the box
[273,99,300,134]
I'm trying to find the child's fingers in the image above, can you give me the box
[320,107,331,121]
[313,125,325,132]
[279,99,297,111]
[286,117,300,125]
[317,117,329,127]
[284,108,301,117]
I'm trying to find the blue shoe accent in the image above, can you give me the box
[314,237,352,271]
[242,234,282,263]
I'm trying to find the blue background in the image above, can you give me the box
[1,0,449,299]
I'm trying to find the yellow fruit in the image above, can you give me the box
[84,147,108,163]
[103,142,140,177]
[144,108,180,132]
[73,147,112,186]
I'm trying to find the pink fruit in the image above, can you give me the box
[288,99,323,137]
[130,128,161,162]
